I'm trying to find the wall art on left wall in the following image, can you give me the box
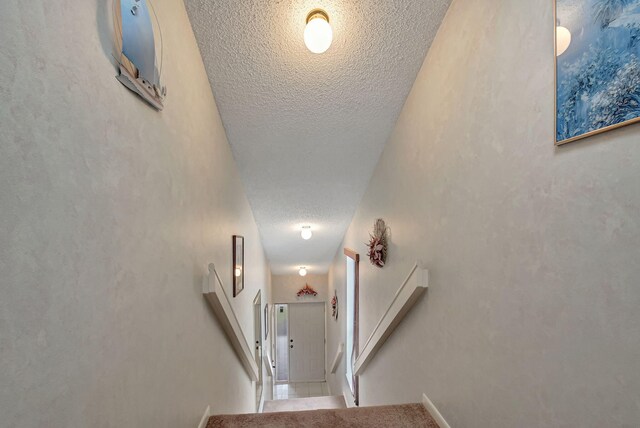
[555,0,640,145]
[232,235,244,297]
[113,0,167,110]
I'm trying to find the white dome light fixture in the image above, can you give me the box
[301,225,313,240]
[556,26,571,56]
[304,9,332,54]
[299,267,308,277]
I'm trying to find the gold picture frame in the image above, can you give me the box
[232,235,244,297]
[554,0,640,146]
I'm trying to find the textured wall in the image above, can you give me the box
[0,1,270,427]
[327,0,640,426]
[271,274,329,304]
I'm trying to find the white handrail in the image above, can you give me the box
[353,262,428,376]
[264,354,274,378]
[330,342,344,374]
[203,263,259,381]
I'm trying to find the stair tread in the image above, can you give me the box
[263,395,346,413]
[207,402,439,427]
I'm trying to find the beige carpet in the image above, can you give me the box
[263,395,346,413]
[207,403,440,427]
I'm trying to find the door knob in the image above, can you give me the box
[290,345,293,349]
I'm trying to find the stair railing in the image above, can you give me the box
[203,263,259,381]
[353,262,428,376]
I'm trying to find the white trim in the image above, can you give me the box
[197,405,210,428]
[203,263,259,381]
[421,394,451,428]
[253,290,264,413]
[330,342,344,374]
[354,263,428,375]
[287,302,326,383]
[343,390,356,408]
[264,354,274,378]
[325,300,328,382]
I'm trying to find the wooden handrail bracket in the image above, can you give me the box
[203,263,259,381]
[354,262,428,376]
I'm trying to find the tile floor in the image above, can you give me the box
[273,382,329,400]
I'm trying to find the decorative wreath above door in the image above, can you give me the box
[296,284,318,297]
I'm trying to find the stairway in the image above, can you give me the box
[206,402,440,427]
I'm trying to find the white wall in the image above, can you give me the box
[271,274,329,304]
[327,0,640,426]
[0,1,270,426]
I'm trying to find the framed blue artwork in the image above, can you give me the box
[555,0,640,145]
[114,0,166,110]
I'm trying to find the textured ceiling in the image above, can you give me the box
[184,0,450,274]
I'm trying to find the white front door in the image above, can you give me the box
[288,303,325,382]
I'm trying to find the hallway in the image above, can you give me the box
[2,0,640,426]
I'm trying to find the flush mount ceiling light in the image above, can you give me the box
[301,225,313,240]
[556,25,571,56]
[304,9,332,54]
[299,267,308,277]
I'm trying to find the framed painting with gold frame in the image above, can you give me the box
[232,235,244,297]
[554,0,640,145]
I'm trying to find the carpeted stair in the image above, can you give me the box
[206,402,440,427]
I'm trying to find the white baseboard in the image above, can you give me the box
[197,405,210,428]
[421,394,450,428]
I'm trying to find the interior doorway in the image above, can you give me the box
[253,290,263,410]
[344,248,360,406]
[274,303,326,383]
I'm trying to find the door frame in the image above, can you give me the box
[253,290,263,410]
[274,301,327,383]
[344,248,360,406]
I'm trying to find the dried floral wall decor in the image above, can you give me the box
[330,290,338,320]
[367,218,389,268]
[296,284,318,298]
